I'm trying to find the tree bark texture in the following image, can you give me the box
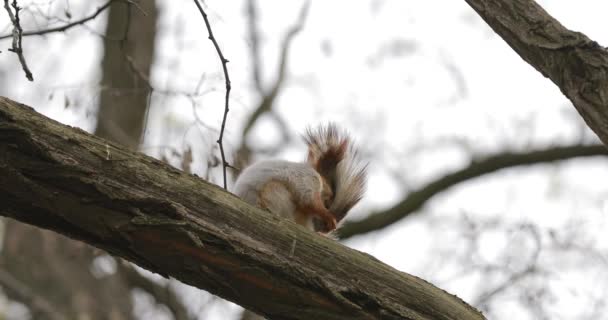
[464,0,608,145]
[1,3,160,319]
[0,96,485,320]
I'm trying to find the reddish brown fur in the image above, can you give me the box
[296,193,337,233]
[304,124,349,198]
[315,139,347,174]
[258,178,336,232]
[304,123,367,228]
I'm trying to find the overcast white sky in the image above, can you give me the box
[2,1,608,319]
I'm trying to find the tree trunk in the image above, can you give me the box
[95,0,157,149]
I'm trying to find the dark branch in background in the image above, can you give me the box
[464,0,608,146]
[193,0,232,190]
[0,268,65,320]
[242,0,310,137]
[3,0,33,81]
[118,263,194,320]
[0,97,485,320]
[339,144,608,239]
[0,0,114,40]
[236,0,310,167]
[246,0,263,94]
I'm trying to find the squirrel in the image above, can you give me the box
[233,123,367,234]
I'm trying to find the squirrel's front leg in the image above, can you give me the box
[298,192,337,233]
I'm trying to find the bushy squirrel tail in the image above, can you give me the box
[304,123,367,223]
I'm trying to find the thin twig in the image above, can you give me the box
[474,224,542,309]
[192,0,231,190]
[4,0,33,80]
[0,0,114,40]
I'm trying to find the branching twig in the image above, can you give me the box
[0,0,114,40]
[241,0,310,138]
[236,1,310,167]
[4,0,33,81]
[193,0,231,190]
[474,224,542,309]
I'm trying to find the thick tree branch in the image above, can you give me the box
[464,0,608,146]
[339,144,608,239]
[0,96,484,320]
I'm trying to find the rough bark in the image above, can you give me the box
[1,2,160,319]
[0,96,485,320]
[464,0,608,146]
[339,144,608,239]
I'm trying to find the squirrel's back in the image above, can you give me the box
[234,160,321,211]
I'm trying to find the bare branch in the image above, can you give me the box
[0,96,485,320]
[241,1,310,138]
[236,1,310,167]
[0,0,114,40]
[246,0,263,94]
[192,0,232,190]
[339,144,608,239]
[464,0,608,146]
[3,0,33,81]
